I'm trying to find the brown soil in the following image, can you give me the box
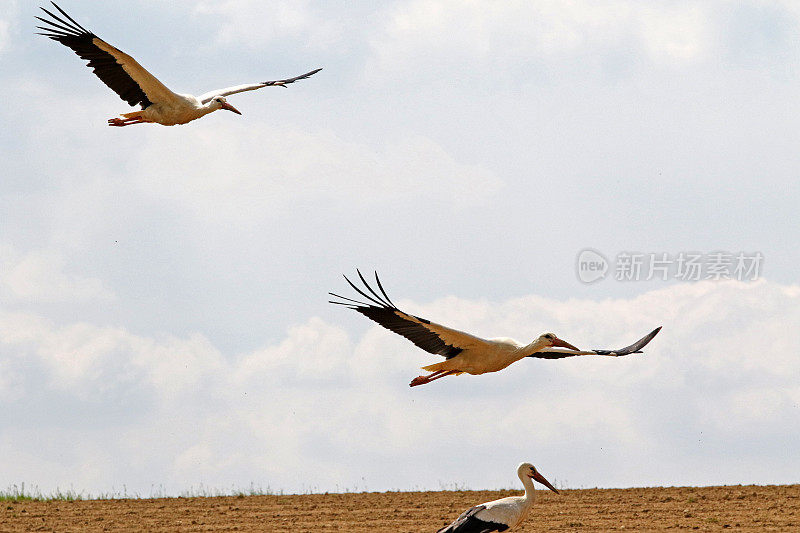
[1,484,797,532]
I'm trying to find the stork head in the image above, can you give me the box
[518,462,559,494]
[537,332,579,351]
[210,96,242,115]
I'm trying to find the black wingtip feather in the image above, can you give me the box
[622,326,662,353]
[36,14,81,36]
[327,291,371,307]
[39,7,83,35]
[328,301,358,308]
[329,271,464,359]
[261,67,323,87]
[343,273,388,308]
[50,2,91,34]
[357,269,391,308]
[373,271,399,309]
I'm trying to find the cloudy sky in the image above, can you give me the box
[0,0,798,496]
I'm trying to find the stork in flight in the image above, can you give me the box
[329,271,661,387]
[36,3,322,126]
[437,462,559,533]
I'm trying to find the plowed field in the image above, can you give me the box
[1,484,797,532]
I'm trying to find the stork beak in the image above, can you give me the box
[221,102,242,115]
[532,471,559,494]
[551,336,580,351]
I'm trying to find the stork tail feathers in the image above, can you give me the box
[420,363,464,376]
[421,361,447,372]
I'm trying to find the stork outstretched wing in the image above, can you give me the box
[198,68,322,103]
[329,270,489,359]
[528,326,662,359]
[37,2,180,108]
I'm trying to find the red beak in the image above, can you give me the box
[221,102,242,115]
[551,336,580,351]
[532,471,560,494]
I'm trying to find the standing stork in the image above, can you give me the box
[329,271,661,387]
[437,463,559,532]
[36,3,322,126]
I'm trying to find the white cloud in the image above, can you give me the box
[0,246,114,303]
[0,279,798,494]
[368,0,717,77]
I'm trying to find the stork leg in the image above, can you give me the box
[409,370,458,387]
[108,117,149,127]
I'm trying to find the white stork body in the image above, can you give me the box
[37,3,321,127]
[437,463,559,533]
[330,271,662,387]
[118,93,224,127]
[417,335,547,375]
[118,93,207,127]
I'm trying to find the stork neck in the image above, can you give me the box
[519,471,536,506]
[522,337,550,354]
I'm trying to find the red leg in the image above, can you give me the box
[409,370,458,387]
[108,117,148,127]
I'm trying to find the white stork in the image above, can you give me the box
[36,3,322,126]
[329,271,661,387]
[437,462,559,533]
